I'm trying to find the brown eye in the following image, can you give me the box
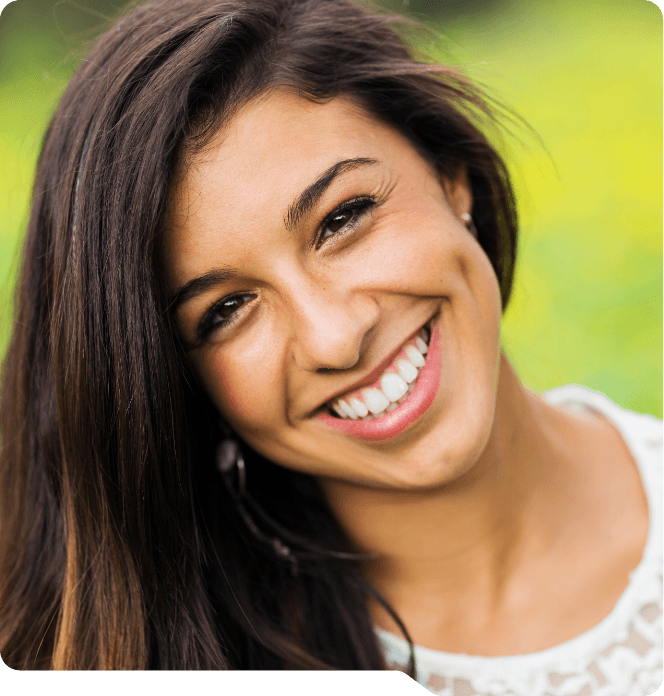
[217,296,246,319]
[327,210,354,233]
[318,197,376,247]
[198,293,255,340]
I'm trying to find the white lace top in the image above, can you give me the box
[377,385,663,696]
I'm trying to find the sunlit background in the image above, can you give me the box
[0,0,661,417]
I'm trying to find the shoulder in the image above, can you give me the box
[544,384,662,465]
[544,384,662,578]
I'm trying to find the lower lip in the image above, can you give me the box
[314,320,442,441]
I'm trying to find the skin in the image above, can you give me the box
[162,89,649,655]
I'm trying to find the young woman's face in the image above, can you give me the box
[163,90,502,489]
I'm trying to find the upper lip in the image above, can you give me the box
[314,318,431,413]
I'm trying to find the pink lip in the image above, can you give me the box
[313,319,441,441]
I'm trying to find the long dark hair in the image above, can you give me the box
[0,0,517,670]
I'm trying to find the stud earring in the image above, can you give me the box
[461,212,477,237]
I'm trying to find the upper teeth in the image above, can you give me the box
[329,326,430,420]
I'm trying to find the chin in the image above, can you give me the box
[386,376,499,491]
[388,429,494,491]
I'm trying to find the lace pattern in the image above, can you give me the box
[377,386,663,696]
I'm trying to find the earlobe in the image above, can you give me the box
[461,212,478,238]
[442,168,475,236]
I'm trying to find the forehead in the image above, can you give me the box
[186,89,384,165]
[163,90,420,286]
[172,90,392,207]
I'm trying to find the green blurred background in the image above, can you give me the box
[0,0,661,417]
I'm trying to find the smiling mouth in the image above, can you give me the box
[326,323,432,421]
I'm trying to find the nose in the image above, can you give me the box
[289,279,379,373]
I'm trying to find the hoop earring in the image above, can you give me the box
[216,436,378,575]
[461,212,478,237]
[217,438,299,576]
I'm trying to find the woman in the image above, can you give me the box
[0,0,660,692]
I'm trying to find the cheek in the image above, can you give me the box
[359,182,465,290]
[468,241,503,350]
[368,209,503,386]
[194,334,286,436]
[347,212,485,303]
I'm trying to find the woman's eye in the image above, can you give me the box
[327,210,354,233]
[197,294,255,341]
[217,296,246,319]
[318,198,375,247]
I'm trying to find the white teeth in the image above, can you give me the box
[338,399,358,420]
[405,344,425,368]
[380,373,408,402]
[349,397,369,418]
[396,358,418,384]
[328,323,432,420]
[363,388,390,415]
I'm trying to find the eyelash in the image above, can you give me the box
[196,293,255,342]
[196,196,378,342]
[315,196,377,249]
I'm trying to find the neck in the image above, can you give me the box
[319,355,585,622]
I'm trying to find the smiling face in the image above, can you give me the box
[162,90,502,490]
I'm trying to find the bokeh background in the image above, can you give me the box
[0,0,661,417]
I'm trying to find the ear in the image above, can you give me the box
[442,167,473,221]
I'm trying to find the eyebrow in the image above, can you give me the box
[284,157,379,230]
[168,268,236,315]
[169,157,379,314]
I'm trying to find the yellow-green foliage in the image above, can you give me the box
[415,0,662,417]
[0,0,661,416]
